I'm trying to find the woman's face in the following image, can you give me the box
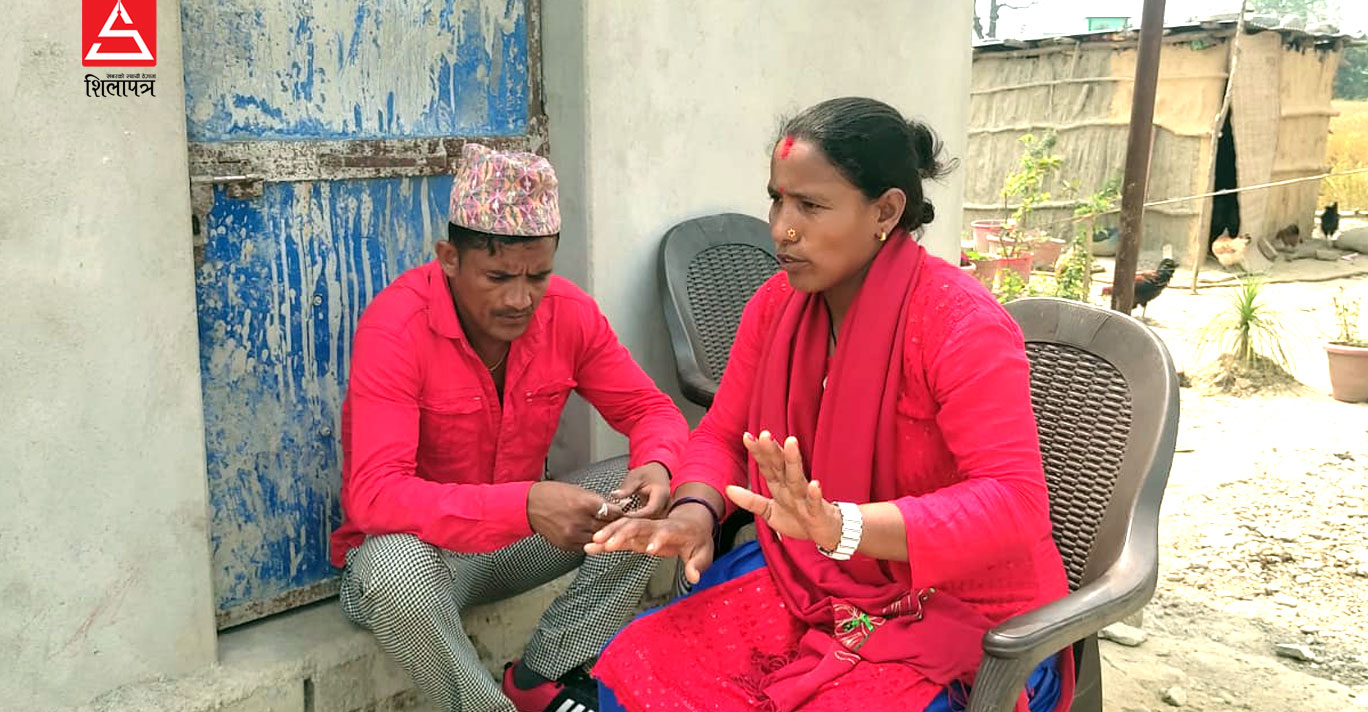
[766,138,903,294]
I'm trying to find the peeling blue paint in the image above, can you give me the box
[347,5,368,66]
[182,0,528,142]
[196,179,450,615]
[231,94,286,121]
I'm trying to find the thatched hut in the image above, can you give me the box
[966,17,1354,267]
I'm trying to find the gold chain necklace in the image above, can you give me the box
[482,349,508,372]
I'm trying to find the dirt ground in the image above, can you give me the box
[1083,232,1368,711]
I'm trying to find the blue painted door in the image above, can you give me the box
[181,0,545,628]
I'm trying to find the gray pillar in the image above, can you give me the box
[0,1,217,707]
[542,0,972,462]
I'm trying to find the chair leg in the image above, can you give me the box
[1069,636,1103,712]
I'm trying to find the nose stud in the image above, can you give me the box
[786,229,798,242]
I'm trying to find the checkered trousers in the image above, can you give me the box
[340,457,656,712]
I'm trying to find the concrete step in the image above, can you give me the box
[68,573,577,712]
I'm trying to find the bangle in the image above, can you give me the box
[668,496,721,531]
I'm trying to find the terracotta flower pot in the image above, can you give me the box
[985,233,1013,254]
[1325,342,1368,403]
[1031,238,1067,269]
[998,253,1034,282]
[970,255,1001,287]
[971,219,1007,253]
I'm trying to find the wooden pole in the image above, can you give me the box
[1112,0,1167,314]
[1190,0,1247,293]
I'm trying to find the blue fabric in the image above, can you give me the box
[929,655,1062,712]
[598,542,1062,712]
[694,539,769,592]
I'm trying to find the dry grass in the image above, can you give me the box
[1322,100,1368,211]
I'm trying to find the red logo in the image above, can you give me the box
[83,0,156,67]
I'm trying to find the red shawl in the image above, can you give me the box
[744,231,993,711]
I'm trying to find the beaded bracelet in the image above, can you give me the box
[668,496,722,531]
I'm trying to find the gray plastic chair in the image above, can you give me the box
[969,297,1180,712]
[659,214,776,597]
[659,213,778,408]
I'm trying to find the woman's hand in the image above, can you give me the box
[585,506,716,584]
[728,431,843,550]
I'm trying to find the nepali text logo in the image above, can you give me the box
[83,0,156,67]
[85,74,157,98]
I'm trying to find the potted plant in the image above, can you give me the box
[963,249,1002,287]
[1030,235,1068,270]
[970,218,1009,253]
[993,265,1032,304]
[1326,289,1368,403]
[993,132,1063,283]
[959,250,977,276]
[988,220,1038,283]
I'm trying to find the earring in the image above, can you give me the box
[878,231,888,242]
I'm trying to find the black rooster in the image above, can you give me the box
[1103,258,1178,319]
[1322,202,1340,240]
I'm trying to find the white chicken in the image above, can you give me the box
[1211,230,1252,270]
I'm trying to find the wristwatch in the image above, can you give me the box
[818,501,863,561]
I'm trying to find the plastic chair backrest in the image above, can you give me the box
[659,213,778,407]
[1004,297,1179,591]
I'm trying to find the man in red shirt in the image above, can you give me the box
[332,143,688,712]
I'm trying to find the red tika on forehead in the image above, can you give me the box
[779,135,796,159]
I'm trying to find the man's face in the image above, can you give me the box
[435,237,557,344]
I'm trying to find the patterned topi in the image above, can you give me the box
[450,143,561,237]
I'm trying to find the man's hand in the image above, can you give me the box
[528,481,622,551]
[610,462,671,519]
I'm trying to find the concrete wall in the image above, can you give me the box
[544,0,973,459]
[0,1,217,708]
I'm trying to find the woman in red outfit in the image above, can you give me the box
[587,98,1074,712]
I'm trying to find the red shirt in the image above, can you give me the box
[330,261,688,566]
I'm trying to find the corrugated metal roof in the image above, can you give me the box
[974,14,1361,53]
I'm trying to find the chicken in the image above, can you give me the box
[1055,245,1077,279]
[1322,202,1340,240]
[1102,258,1178,319]
[1211,230,1252,270]
[1275,223,1301,250]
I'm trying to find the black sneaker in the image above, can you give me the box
[558,665,598,700]
[502,661,598,712]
